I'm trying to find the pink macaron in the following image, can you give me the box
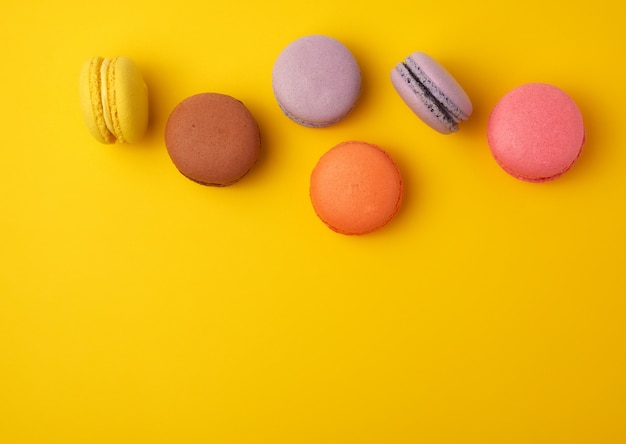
[272,35,361,127]
[487,83,585,182]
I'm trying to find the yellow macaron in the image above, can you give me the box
[79,56,149,144]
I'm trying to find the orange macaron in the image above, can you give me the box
[310,141,403,235]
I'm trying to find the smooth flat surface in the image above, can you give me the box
[1,0,625,442]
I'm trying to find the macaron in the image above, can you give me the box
[310,141,403,235]
[164,93,260,186]
[272,35,361,127]
[391,52,472,134]
[487,83,585,182]
[79,56,149,144]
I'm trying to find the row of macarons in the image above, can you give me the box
[79,35,586,235]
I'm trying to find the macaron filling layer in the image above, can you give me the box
[100,58,115,137]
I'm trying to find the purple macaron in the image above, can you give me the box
[272,35,361,127]
[391,52,472,134]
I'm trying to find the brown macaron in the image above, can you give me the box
[165,93,261,186]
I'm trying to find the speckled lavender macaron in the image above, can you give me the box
[391,52,472,134]
[272,35,361,127]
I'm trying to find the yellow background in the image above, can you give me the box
[1,0,625,442]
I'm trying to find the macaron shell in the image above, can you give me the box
[391,65,456,134]
[79,57,115,144]
[164,93,261,186]
[487,83,585,182]
[272,35,361,127]
[109,56,149,143]
[409,52,473,120]
[310,141,403,235]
